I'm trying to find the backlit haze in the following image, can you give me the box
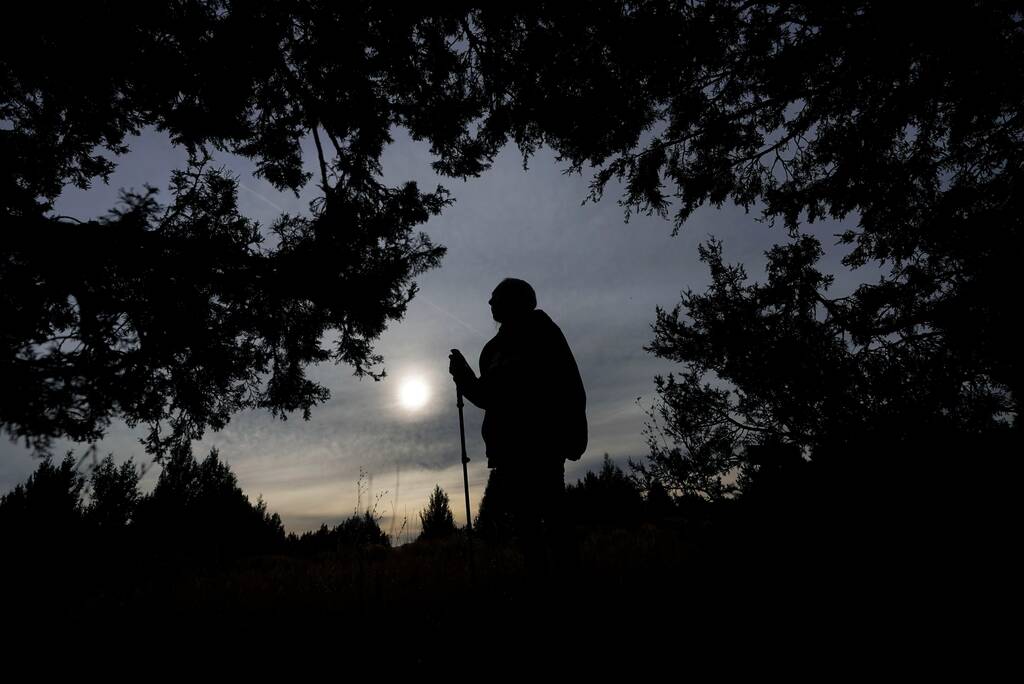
[0,126,863,541]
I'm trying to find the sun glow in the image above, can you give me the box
[398,376,431,410]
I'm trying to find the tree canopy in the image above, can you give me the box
[3,2,1019,464]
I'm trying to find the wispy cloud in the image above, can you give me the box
[418,295,489,340]
[239,182,284,212]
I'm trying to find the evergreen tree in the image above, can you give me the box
[135,444,285,556]
[86,455,141,531]
[335,510,390,549]
[0,454,85,552]
[417,485,456,542]
[643,479,677,523]
[288,512,389,554]
[631,235,1014,505]
[565,454,645,528]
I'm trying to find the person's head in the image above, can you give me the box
[489,278,536,324]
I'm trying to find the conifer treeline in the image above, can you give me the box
[0,450,691,561]
[0,446,394,560]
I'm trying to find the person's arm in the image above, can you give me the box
[455,365,490,409]
[450,348,490,409]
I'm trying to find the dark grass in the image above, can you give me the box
[7,522,703,631]
[5,518,987,662]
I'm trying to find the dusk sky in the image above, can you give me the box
[0,125,862,539]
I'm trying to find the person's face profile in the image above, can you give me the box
[489,289,502,322]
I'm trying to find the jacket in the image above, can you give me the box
[461,309,587,468]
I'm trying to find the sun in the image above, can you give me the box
[398,376,431,410]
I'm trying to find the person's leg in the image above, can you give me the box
[507,458,565,593]
[494,465,541,579]
[478,467,516,544]
[536,459,568,579]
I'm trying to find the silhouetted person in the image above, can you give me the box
[449,278,587,581]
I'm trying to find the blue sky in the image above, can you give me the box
[0,126,864,540]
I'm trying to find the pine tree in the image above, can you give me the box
[417,485,456,542]
[0,454,86,553]
[565,454,644,528]
[86,455,141,531]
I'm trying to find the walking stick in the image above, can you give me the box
[456,385,473,536]
[456,383,477,583]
